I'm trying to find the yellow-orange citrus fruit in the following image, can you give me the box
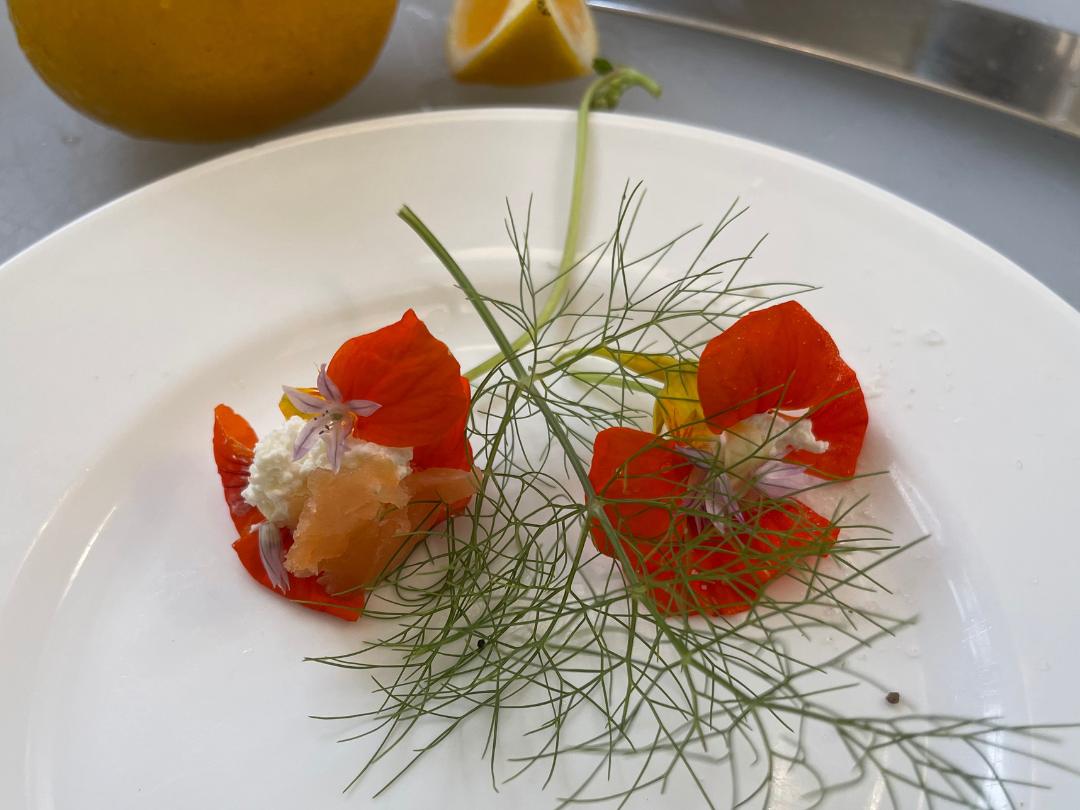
[288,461,475,594]
[448,0,597,85]
[8,0,398,141]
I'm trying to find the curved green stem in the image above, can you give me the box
[463,67,661,381]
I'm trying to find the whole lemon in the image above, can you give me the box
[8,0,398,141]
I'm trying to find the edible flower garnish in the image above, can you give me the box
[257,522,290,593]
[591,349,708,444]
[211,310,474,620]
[212,404,367,620]
[324,308,469,448]
[587,301,867,614]
[282,365,380,473]
[698,300,868,478]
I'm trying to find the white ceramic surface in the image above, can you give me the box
[1,110,1078,808]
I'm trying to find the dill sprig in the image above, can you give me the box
[305,70,1078,808]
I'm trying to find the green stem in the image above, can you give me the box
[463,67,661,381]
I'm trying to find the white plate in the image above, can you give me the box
[1,110,1078,809]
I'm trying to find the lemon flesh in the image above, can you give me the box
[448,0,598,85]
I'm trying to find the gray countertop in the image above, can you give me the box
[2,0,1079,308]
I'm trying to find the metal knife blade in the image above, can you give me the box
[589,0,1080,138]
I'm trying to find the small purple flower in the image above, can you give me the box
[679,446,742,535]
[258,522,290,593]
[679,447,817,534]
[283,364,381,473]
[751,460,819,501]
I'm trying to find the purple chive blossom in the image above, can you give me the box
[678,447,744,535]
[751,460,819,500]
[282,364,381,473]
[678,448,816,534]
[258,522,290,593]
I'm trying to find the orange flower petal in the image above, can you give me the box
[592,349,709,443]
[327,309,469,448]
[212,404,263,534]
[697,302,868,478]
[232,527,365,622]
[631,499,839,616]
[587,427,694,556]
[411,376,473,472]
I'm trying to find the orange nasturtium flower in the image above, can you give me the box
[211,310,473,621]
[587,302,868,616]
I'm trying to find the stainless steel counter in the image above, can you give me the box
[2,0,1079,306]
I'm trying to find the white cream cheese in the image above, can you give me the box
[241,416,412,529]
[720,412,828,474]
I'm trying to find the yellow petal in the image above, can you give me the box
[655,374,710,444]
[592,349,711,444]
[279,387,320,421]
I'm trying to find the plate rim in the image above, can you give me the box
[2,107,1077,330]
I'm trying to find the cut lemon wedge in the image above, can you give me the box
[448,0,598,85]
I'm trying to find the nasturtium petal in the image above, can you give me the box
[587,427,694,556]
[697,301,867,478]
[592,349,709,443]
[629,499,839,616]
[411,376,474,473]
[232,527,365,622]
[326,309,469,448]
[212,404,262,534]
